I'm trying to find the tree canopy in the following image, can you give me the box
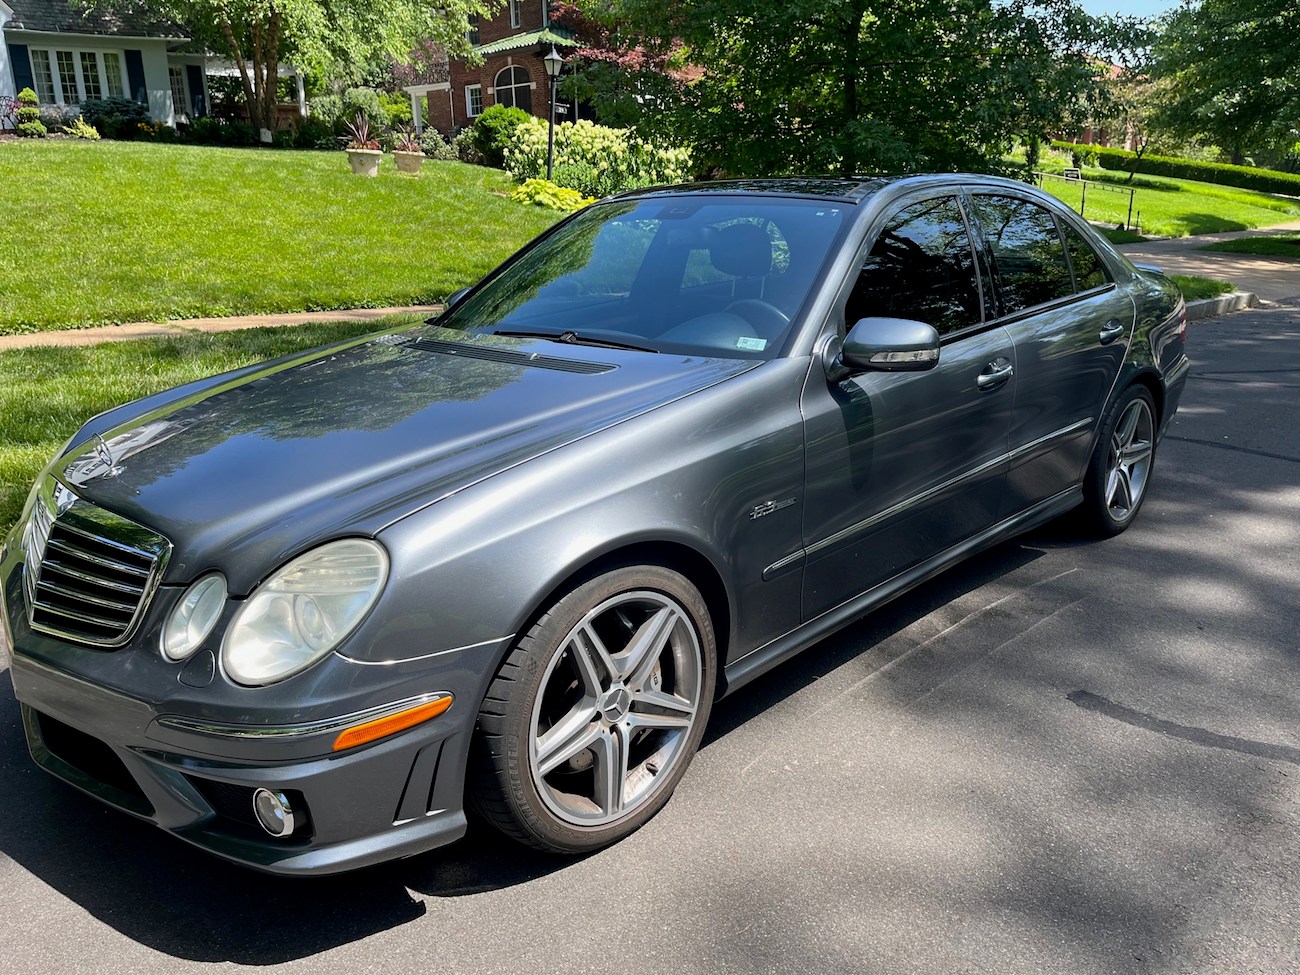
[563,0,1112,176]
[1149,0,1299,165]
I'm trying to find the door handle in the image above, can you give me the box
[976,360,1014,391]
[1099,319,1128,344]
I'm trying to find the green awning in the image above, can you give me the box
[474,27,578,58]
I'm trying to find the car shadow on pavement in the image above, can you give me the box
[0,529,1068,964]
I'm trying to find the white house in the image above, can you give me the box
[1,0,208,126]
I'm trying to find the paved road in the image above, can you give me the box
[2,304,1298,974]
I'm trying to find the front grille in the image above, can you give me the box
[21,478,171,647]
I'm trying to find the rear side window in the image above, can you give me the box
[968,195,1073,315]
[1061,223,1112,291]
[846,196,982,336]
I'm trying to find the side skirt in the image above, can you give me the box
[720,485,1082,697]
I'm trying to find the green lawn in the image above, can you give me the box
[0,141,559,335]
[1038,169,1300,238]
[1170,274,1235,300]
[1200,230,1300,258]
[0,317,410,532]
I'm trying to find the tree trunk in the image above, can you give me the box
[839,4,866,176]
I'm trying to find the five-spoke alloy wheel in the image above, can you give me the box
[1082,384,1158,536]
[473,565,716,852]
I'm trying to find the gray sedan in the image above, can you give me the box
[0,175,1187,874]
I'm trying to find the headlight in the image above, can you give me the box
[222,539,389,686]
[161,573,227,661]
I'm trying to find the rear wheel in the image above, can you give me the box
[1080,384,1157,536]
[472,565,716,853]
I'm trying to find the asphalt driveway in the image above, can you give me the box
[1,302,1298,974]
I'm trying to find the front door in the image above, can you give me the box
[800,194,1015,621]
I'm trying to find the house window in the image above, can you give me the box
[102,53,125,98]
[509,0,522,28]
[27,48,128,106]
[80,52,103,100]
[465,84,483,117]
[30,51,56,104]
[493,65,532,113]
[55,51,80,104]
[169,66,189,120]
[466,14,480,45]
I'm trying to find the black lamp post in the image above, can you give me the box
[543,45,565,181]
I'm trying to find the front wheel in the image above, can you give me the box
[1080,384,1157,536]
[471,565,717,853]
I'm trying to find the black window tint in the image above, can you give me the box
[969,195,1073,314]
[846,197,982,336]
[1062,223,1112,291]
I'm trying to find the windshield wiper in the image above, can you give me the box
[492,328,659,354]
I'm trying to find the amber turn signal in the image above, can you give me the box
[332,695,453,751]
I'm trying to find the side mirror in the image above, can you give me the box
[445,287,471,309]
[840,317,940,374]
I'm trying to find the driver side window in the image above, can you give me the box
[845,196,982,336]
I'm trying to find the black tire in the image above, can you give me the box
[471,565,717,853]
[1080,383,1158,537]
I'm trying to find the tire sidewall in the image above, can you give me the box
[1085,384,1157,536]
[492,564,717,853]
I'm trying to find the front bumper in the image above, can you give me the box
[1,530,503,877]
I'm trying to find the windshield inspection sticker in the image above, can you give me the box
[736,336,768,351]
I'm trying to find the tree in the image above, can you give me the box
[566,0,1112,177]
[98,0,501,140]
[1149,0,1299,165]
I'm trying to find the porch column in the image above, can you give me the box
[296,69,306,117]
[411,90,423,135]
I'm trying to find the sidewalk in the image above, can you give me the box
[1117,220,1300,303]
[0,304,443,353]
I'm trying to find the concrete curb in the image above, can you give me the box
[1186,291,1260,322]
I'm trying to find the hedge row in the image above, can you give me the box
[1051,141,1300,197]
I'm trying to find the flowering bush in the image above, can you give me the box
[419,130,458,160]
[511,178,596,212]
[502,118,691,197]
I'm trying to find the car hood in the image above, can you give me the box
[57,326,757,592]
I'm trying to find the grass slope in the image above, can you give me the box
[1200,231,1300,258]
[1169,275,1234,300]
[1037,169,1300,238]
[0,317,409,532]
[0,142,558,335]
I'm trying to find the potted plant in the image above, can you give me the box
[344,113,382,177]
[392,126,425,176]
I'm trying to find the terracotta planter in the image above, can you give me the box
[393,150,425,176]
[346,148,382,177]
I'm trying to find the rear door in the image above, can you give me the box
[964,193,1134,514]
[798,193,1015,620]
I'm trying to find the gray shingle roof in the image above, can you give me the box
[3,0,187,38]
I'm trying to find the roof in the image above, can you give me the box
[2,0,186,38]
[474,26,578,58]
[615,177,892,204]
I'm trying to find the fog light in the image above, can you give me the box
[252,788,296,837]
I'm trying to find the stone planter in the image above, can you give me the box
[393,150,425,176]
[346,148,382,177]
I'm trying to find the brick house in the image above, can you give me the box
[405,0,577,136]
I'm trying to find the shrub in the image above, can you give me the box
[220,120,258,146]
[453,127,485,165]
[63,116,101,140]
[309,93,343,128]
[15,87,45,137]
[502,118,692,196]
[1051,140,1300,196]
[81,97,150,139]
[470,104,532,167]
[39,103,79,131]
[377,90,413,129]
[182,115,224,144]
[294,115,337,149]
[419,129,458,160]
[511,177,595,212]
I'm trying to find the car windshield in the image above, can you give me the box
[438,195,850,359]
